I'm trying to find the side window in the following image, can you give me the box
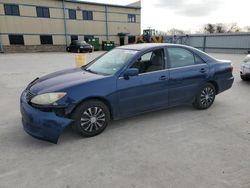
[168,48,195,68]
[195,55,205,64]
[141,52,152,61]
[131,49,164,74]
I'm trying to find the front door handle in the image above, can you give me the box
[159,75,167,80]
[200,68,207,73]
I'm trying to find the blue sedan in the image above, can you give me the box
[20,44,234,143]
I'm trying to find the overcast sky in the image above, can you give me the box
[82,0,250,32]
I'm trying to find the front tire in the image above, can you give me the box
[193,83,216,110]
[72,100,110,137]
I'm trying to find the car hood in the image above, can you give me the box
[29,68,104,94]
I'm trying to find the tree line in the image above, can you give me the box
[155,23,250,35]
[203,23,250,33]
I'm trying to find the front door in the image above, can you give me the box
[117,48,169,117]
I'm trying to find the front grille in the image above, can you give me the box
[25,90,36,102]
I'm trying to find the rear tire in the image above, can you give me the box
[72,100,110,137]
[193,83,216,110]
[241,75,248,81]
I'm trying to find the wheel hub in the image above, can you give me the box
[90,117,97,123]
[205,95,209,100]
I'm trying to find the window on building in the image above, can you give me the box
[83,10,93,20]
[40,35,53,45]
[128,14,136,23]
[4,4,20,16]
[71,35,78,42]
[168,47,195,68]
[68,9,76,20]
[9,35,24,45]
[36,6,50,18]
[128,36,136,44]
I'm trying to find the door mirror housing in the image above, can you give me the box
[123,68,139,80]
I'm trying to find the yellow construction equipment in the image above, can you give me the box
[135,29,163,43]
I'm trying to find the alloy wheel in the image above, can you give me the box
[200,86,215,108]
[80,107,106,133]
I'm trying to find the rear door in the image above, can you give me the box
[167,47,209,106]
[117,48,169,117]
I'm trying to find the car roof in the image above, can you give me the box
[117,43,192,51]
[117,43,217,62]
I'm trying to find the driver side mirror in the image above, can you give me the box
[123,68,139,80]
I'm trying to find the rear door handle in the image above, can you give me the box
[159,75,167,80]
[200,68,207,73]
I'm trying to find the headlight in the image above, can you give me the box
[31,92,66,105]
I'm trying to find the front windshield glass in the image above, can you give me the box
[84,49,138,75]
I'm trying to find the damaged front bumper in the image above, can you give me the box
[20,92,73,144]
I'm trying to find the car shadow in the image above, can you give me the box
[18,125,82,146]
[58,126,87,144]
[60,105,195,144]
[106,105,194,131]
[240,79,250,84]
[17,105,204,146]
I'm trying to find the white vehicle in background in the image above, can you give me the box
[240,55,250,81]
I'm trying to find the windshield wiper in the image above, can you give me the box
[82,67,110,76]
[84,68,102,75]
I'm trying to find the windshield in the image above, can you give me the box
[84,49,138,75]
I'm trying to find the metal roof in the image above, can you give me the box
[65,0,141,9]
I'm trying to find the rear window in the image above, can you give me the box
[70,40,86,45]
[75,41,86,45]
